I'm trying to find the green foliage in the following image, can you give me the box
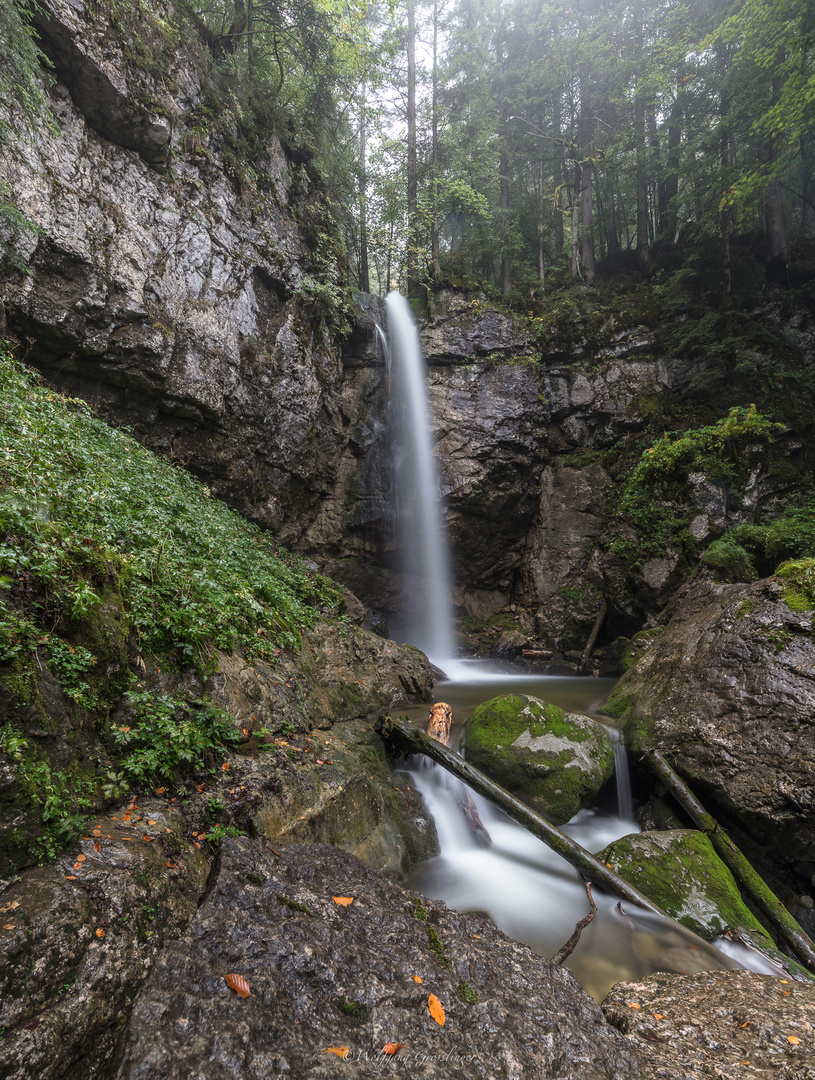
[277,893,314,916]
[608,406,782,568]
[701,539,758,583]
[0,342,342,671]
[776,559,815,612]
[112,691,241,785]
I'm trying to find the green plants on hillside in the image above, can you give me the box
[0,341,343,865]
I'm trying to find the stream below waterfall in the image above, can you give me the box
[381,292,780,1001]
[395,664,781,1002]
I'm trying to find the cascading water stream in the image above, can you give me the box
[378,292,784,998]
[385,292,457,669]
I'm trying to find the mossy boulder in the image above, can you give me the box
[597,829,766,941]
[463,694,614,824]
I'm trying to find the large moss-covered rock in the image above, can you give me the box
[603,576,815,864]
[463,694,614,823]
[597,829,766,941]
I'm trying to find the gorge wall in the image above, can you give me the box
[3,0,815,665]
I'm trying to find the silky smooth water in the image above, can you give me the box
[385,292,456,666]
[401,668,782,1002]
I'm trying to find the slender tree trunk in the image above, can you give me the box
[634,3,649,269]
[358,94,370,294]
[552,93,564,258]
[431,0,441,283]
[719,59,731,307]
[406,0,418,294]
[765,66,788,263]
[664,82,682,245]
[571,173,581,278]
[579,77,595,282]
[497,26,511,294]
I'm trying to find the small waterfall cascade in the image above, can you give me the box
[385,292,457,667]
[611,729,635,822]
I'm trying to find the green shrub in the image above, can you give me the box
[701,539,758,583]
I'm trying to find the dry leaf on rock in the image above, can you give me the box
[332,897,353,906]
[383,1043,403,1055]
[324,1047,349,1058]
[412,975,423,984]
[225,973,251,998]
[428,994,445,1026]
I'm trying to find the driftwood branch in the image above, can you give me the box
[643,749,815,975]
[376,714,667,917]
[552,882,597,964]
[578,601,607,672]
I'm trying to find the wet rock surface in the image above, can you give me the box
[604,576,815,862]
[115,838,644,1080]
[602,970,815,1080]
[463,695,614,824]
[0,798,211,1080]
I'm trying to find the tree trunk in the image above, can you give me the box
[430,0,441,283]
[579,78,595,282]
[358,94,370,294]
[497,27,511,294]
[406,0,418,295]
[552,92,564,257]
[634,3,649,269]
[765,65,788,263]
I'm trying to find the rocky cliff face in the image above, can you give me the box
[3,1,813,664]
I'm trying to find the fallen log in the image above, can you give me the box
[578,601,607,672]
[642,749,815,975]
[521,649,555,659]
[376,713,667,916]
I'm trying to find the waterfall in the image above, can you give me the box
[385,292,456,668]
[612,731,635,822]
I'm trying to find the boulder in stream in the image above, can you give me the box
[604,574,815,864]
[597,829,767,941]
[463,694,614,823]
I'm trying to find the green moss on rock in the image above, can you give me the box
[597,829,766,940]
[463,695,614,824]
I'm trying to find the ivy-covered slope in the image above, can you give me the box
[0,345,384,870]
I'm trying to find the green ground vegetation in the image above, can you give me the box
[0,342,342,864]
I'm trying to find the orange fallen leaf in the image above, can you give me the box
[225,973,251,998]
[789,1036,801,1045]
[222,762,229,771]
[73,862,83,871]
[428,994,445,1026]
[166,861,178,868]
[143,835,154,842]
[324,1047,349,1059]
[782,990,791,995]
[382,1043,403,1055]
[740,1021,750,1028]
[3,923,16,930]
[111,816,119,820]
[653,1013,663,1020]
[628,1002,640,1009]
[76,854,86,862]
[96,928,105,938]
[412,975,423,984]
[332,897,353,906]
[94,841,101,853]
[196,784,205,792]
[64,875,77,880]
[92,829,102,836]
[148,820,157,825]
[155,787,166,794]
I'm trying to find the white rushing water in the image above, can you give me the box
[385,292,458,669]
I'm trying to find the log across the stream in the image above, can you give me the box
[376,713,668,917]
